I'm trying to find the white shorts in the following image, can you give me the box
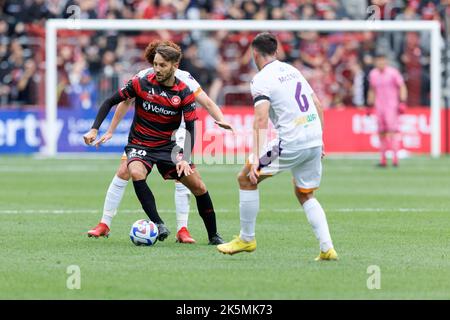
[249,139,323,192]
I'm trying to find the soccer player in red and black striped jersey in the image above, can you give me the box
[90,45,224,245]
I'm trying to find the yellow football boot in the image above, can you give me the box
[217,236,256,255]
[315,248,338,261]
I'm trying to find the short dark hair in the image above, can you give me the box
[155,45,182,63]
[251,32,278,56]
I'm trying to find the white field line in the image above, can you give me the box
[0,165,116,173]
[0,208,447,215]
[1,165,449,174]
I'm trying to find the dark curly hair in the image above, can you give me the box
[144,40,182,64]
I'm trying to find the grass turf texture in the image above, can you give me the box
[0,156,449,299]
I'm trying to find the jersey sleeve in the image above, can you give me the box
[118,76,138,99]
[181,91,198,122]
[250,75,271,107]
[177,70,203,97]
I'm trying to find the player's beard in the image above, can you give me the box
[157,67,175,84]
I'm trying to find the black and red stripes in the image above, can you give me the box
[118,70,197,148]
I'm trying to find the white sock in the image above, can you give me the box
[175,182,190,231]
[302,198,333,252]
[239,189,259,242]
[100,175,128,228]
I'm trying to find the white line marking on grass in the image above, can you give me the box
[0,208,447,215]
[0,208,233,215]
[0,166,116,173]
[332,208,448,213]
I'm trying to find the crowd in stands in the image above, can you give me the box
[0,0,449,109]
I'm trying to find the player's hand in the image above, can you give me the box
[249,163,259,185]
[176,160,193,177]
[215,120,235,133]
[399,102,407,114]
[94,131,113,149]
[83,128,98,145]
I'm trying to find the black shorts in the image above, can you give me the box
[124,144,195,180]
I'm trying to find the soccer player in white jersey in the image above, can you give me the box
[217,33,338,260]
[83,40,233,243]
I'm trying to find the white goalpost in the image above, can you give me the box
[45,19,442,157]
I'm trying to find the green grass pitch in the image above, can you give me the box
[0,156,449,299]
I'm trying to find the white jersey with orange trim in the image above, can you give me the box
[249,60,324,190]
[250,60,322,150]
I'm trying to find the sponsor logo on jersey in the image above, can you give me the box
[160,91,168,97]
[142,101,177,115]
[293,114,317,126]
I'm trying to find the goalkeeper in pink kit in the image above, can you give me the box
[368,53,408,167]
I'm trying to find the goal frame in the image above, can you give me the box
[45,19,442,157]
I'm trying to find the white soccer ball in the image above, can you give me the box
[129,219,159,246]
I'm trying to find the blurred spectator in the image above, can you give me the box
[179,42,209,86]
[0,0,446,109]
[298,3,317,20]
[67,70,97,110]
[393,2,422,57]
[401,32,428,106]
[339,0,367,19]
[26,0,54,23]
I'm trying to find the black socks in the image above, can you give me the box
[133,180,163,224]
[195,191,217,239]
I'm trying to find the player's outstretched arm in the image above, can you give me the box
[94,99,133,148]
[195,91,235,133]
[83,92,126,145]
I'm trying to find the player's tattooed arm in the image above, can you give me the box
[83,91,127,145]
[91,92,126,130]
[94,99,134,148]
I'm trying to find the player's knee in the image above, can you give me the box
[128,164,146,181]
[129,170,146,181]
[295,187,314,205]
[117,162,130,180]
[237,173,252,189]
[189,181,207,196]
